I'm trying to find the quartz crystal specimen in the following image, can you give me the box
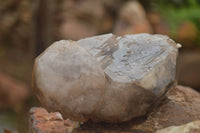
[32,33,180,122]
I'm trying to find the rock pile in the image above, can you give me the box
[30,85,200,133]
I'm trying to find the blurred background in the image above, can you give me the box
[0,0,200,132]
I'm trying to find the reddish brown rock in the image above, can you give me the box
[0,73,29,110]
[114,1,153,35]
[73,85,200,133]
[29,85,200,133]
[29,107,81,133]
[140,85,200,132]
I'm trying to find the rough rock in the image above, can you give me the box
[156,120,200,133]
[30,85,200,133]
[29,107,81,133]
[73,85,200,133]
[137,85,200,132]
[32,33,180,122]
[114,1,153,35]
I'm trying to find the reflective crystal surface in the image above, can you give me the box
[33,33,180,122]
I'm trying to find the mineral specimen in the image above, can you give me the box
[32,33,180,122]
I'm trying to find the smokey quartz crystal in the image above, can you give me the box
[32,33,180,122]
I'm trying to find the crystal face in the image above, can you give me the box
[32,33,179,122]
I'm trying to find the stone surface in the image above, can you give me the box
[32,33,180,122]
[29,107,80,133]
[114,1,153,35]
[30,85,200,133]
[137,85,200,132]
[156,120,200,133]
[73,85,200,133]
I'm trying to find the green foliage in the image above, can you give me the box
[152,0,200,40]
